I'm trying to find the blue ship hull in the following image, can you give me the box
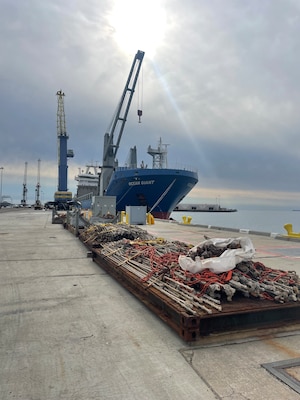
[105,167,198,219]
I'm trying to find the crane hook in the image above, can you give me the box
[137,109,143,123]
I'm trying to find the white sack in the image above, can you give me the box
[178,237,255,274]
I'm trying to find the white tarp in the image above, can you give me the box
[178,237,255,274]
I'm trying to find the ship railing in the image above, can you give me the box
[172,162,198,173]
[115,164,198,173]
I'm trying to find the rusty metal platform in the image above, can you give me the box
[86,243,300,342]
[61,216,300,342]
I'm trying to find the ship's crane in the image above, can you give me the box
[54,90,74,204]
[34,159,43,210]
[21,161,28,206]
[99,50,145,195]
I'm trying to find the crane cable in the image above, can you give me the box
[137,66,143,123]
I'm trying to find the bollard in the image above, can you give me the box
[147,213,155,225]
[187,216,192,224]
[121,210,126,223]
[182,216,187,224]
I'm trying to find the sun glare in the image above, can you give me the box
[109,0,166,58]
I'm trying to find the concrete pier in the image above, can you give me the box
[1,209,300,399]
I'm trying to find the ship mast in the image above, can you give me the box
[147,138,169,169]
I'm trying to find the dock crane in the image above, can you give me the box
[54,90,74,205]
[21,161,28,206]
[99,50,145,195]
[34,159,43,210]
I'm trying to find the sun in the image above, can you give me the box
[108,0,166,58]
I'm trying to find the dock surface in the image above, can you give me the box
[1,209,300,399]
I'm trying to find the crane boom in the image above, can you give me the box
[100,50,145,195]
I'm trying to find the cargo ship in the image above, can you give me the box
[105,140,198,219]
[76,139,198,219]
[75,164,100,199]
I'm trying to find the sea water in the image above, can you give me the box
[170,210,300,235]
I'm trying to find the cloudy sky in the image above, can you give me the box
[1,0,300,209]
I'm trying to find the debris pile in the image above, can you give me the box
[82,223,155,244]
[79,224,300,315]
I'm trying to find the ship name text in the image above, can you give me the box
[128,180,155,186]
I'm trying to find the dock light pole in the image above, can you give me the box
[0,167,3,203]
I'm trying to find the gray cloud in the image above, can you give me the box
[1,0,300,208]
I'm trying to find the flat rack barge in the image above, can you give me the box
[89,246,300,341]
[66,219,300,342]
